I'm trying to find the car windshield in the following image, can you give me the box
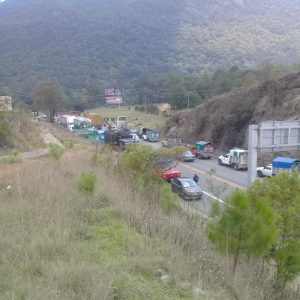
[182,180,197,188]
[184,151,193,156]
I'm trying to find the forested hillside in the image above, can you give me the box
[0,0,299,103]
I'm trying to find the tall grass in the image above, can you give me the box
[0,150,298,299]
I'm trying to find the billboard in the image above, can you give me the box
[105,88,122,104]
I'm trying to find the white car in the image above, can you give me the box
[257,164,273,177]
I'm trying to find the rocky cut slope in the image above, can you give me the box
[164,73,300,150]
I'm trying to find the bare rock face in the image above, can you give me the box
[164,73,300,150]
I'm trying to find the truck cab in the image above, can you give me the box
[218,153,231,165]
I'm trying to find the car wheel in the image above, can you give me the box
[257,170,263,177]
[181,194,187,201]
[218,159,222,165]
[233,164,238,170]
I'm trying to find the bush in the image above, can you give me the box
[0,154,20,164]
[77,173,97,194]
[0,113,12,147]
[159,184,179,215]
[49,144,64,160]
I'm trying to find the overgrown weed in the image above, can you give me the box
[0,149,298,299]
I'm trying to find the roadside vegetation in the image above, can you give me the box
[0,140,299,299]
[209,170,300,292]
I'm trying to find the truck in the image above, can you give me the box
[116,116,127,129]
[69,111,81,116]
[104,128,135,149]
[218,148,248,170]
[73,117,93,130]
[272,157,300,175]
[257,164,273,177]
[84,112,102,128]
[190,141,214,159]
[145,129,160,142]
[59,114,75,131]
[162,134,183,148]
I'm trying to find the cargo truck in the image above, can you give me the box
[84,112,102,128]
[218,148,248,170]
[272,157,300,175]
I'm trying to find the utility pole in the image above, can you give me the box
[248,125,259,185]
[143,87,147,105]
[186,92,192,109]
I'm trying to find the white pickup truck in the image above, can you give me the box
[218,148,248,170]
[256,164,273,177]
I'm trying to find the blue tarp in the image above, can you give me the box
[272,157,299,169]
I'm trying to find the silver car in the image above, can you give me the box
[171,177,203,200]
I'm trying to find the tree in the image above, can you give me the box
[248,171,300,285]
[0,113,12,147]
[208,190,278,273]
[209,171,300,285]
[33,81,66,123]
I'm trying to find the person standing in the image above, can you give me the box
[193,173,199,184]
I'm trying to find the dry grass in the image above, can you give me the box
[0,147,298,299]
[90,106,164,129]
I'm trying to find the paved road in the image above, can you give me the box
[140,141,247,216]
[191,157,248,188]
[141,141,248,188]
[177,161,237,217]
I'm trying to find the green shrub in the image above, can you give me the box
[77,173,97,194]
[159,184,179,215]
[0,113,12,147]
[49,144,64,160]
[0,155,20,164]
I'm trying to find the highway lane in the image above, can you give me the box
[140,141,246,216]
[191,157,248,188]
[140,141,248,188]
[176,161,237,217]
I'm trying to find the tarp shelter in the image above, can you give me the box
[272,157,300,169]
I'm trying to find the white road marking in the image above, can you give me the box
[202,190,226,205]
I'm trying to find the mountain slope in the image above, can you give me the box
[0,0,299,99]
[164,72,300,150]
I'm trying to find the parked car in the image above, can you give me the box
[160,167,181,182]
[182,151,195,162]
[171,177,203,200]
[257,164,273,177]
